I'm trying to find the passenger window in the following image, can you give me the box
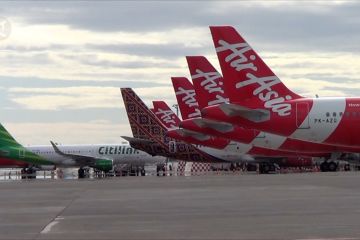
[353,112,357,117]
[333,112,336,117]
[339,112,343,117]
[326,112,330,117]
[345,112,350,117]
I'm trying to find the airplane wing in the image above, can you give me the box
[50,141,113,171]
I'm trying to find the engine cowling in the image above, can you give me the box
[93,159,113,172]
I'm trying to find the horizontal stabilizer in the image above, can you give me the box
[174,129,211,141]
[188,118,234,133]
[121,136,155,145]
[218,103,270,123]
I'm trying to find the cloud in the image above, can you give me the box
[2,1,360,145]
[8,86,122,110]
[7,86,177,111]
[3,121,132,145]
[3,1,360,52]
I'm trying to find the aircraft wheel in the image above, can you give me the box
[27,168,36,179]
[328,162,338,172]
[260,163,270,174]
[21,168,27,179]
[78,168,85,179]
[320,162,329,172]
[344,164,351,171]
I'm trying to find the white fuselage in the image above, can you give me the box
[26,143,166,168]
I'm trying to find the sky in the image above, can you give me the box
[1,0,360,145]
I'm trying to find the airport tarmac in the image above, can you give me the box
[1,172,360,240]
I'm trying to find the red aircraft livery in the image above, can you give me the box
[183,55,360,156]
[167,75,331,159]
[202,26,360,148]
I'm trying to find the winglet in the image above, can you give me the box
[50,141,65,156]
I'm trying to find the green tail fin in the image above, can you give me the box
[0,124,21,148]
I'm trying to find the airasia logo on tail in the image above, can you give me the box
[216,40,292,116]
[192,69,229,106]
[175,87,201,118]
[155,108,177,129]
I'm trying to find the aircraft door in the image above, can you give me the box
[19,149,25,158]
[296,102,310,129]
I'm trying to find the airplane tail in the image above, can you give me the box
[120,88,225,163]
[186,56,229,109]
[210,26,302,116]
[0,124,18,148]
[171,77,201,120]
[152,101,181,129]
[0,124,50,165]
[151,99,230,149]
[169,79,231,148]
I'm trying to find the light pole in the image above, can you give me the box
[172,104,179,117]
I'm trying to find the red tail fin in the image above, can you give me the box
[210,26,301,117]
[120,88,224,163]
[171,77,201,120]
[152,101,181,129]
[186,56,229,109]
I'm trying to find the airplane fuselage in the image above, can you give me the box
[26,144,165,168]
[204,97,360,149]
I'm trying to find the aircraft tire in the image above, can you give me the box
[78,168,85,179]
[320,162,329,172]
[328,162,338,172]
[259,163,270,174]
[344,163,351,171]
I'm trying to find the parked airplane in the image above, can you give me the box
[202,26,360,149]
[120,88,253,164]
[161,95,318,172]
[0,123,164,177]
[166,76,329,170]
[181,55,359,171]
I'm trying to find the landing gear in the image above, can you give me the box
[320,162,328,172]
[156,164,166,176]
[259,162,275,174]
[78,168,85,179]
[344,163,351,171]
[21,167,37,179]
[320,161,338,172]
[328,161,338,172]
